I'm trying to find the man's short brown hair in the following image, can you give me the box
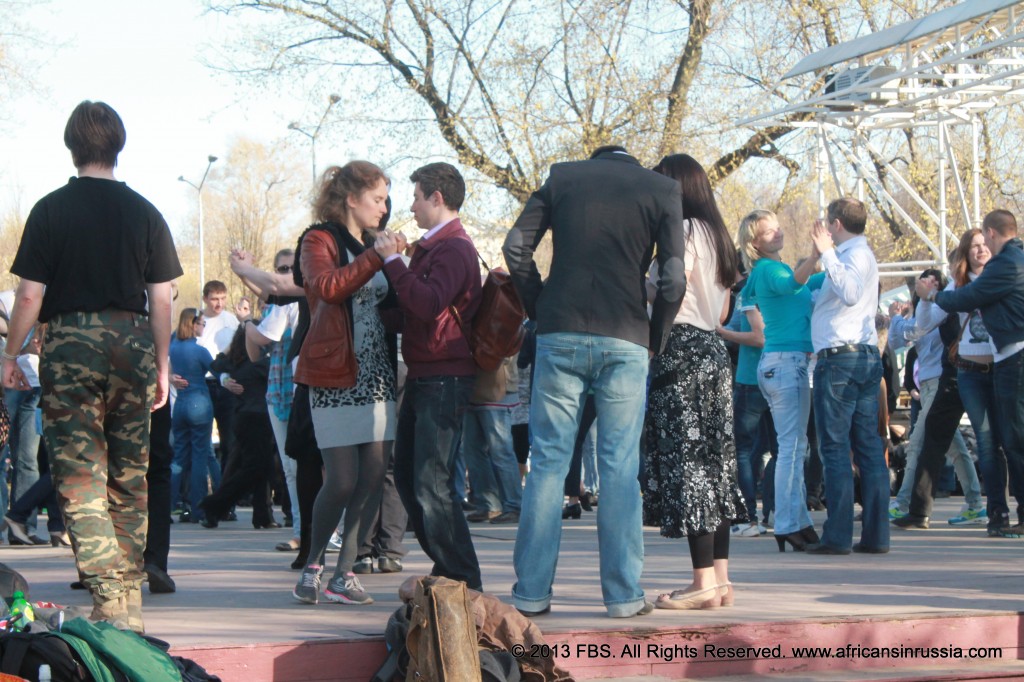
[982,209,1018,237]
[203,280,228,298]
[827,197,867,235]
[64,101,126,169]
[410,162,465,211]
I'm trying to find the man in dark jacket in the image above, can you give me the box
[918,209,1024,533]
[374,162,484,590]
[502,145,685,618]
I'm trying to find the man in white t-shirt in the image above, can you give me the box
[198,281,240,474]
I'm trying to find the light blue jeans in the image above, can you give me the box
[758,352,813,535]
[512,333,649,617]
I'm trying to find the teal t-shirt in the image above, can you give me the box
[745,258,813,353]
[731,286,762,386]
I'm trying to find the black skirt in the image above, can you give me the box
[643,324,746,537]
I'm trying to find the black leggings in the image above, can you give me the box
[308,441,389,578]
[511,424,530,465]
[686,520,731,570]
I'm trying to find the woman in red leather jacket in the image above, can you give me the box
[291,160,396,607]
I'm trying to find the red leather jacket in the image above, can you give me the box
[294,228,384,388]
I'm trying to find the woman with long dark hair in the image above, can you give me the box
[199,324,278,529]
[291,161,396,606]
[643,153,743,609]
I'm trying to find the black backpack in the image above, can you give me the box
[0,632,89,681]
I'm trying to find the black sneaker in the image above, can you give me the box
[892,514,929,529]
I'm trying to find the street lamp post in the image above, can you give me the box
[289,93,341,187]
[178,155,218,286]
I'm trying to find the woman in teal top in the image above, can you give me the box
[739,209,817,552]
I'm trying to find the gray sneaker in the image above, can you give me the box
[323,572,374,605]
[293,564,323,604]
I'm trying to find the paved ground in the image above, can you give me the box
[6,496,1023,652]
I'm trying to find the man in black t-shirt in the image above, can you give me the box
[1,101,181,633]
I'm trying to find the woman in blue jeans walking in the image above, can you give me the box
[169,308,216,524]
[738,210,818,551]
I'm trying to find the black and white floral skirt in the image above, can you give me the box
[643,323,746,538]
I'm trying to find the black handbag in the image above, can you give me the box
[284,383,321,464]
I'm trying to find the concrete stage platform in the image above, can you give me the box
[8,498,1024,681]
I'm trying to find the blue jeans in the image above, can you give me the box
[6,387,41,535]
[512,333,649,617]
[462,401,522,513]
[959,367,1024,527]
[993,349,1024,525]
[758,352,813,535]
[732,383,776,523]
[813,348,890,551]
[171,389,216,521]
[393,375,481,589]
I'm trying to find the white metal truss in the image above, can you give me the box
[739,0,1024,275]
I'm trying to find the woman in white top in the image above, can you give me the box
[643,154,744,610]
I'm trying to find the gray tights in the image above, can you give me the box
[307,441,390,580]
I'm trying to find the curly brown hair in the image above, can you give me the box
[312,161,388,228]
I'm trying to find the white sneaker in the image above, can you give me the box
[733,523,762,538]
[326,530,342,553]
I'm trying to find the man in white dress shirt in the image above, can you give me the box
[794,197,890,555]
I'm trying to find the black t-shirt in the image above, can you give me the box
[11,176,183,322]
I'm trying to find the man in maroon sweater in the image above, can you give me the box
[374,162,484,589]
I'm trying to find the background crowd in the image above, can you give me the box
[2,101,1023,630]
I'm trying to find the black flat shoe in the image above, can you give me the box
[580,492,597,512]
[254,521,282,529]
[221,510,238,522]
[852,543,889,554]
[805,543,851,555]
[145,564,177,594]
[200,517,219,529]
[892,514,929,529]
[562,503,582,520]
[774,532,807,552]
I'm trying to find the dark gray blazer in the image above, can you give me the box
[502,151,686,354]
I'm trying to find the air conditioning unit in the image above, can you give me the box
[824,65,900,105]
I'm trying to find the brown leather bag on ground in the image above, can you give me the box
[406,577,482,682]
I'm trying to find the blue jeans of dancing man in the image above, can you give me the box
[813,347,890,551]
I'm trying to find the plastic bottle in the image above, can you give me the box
[8,590,35,630]
[38,664,52,682]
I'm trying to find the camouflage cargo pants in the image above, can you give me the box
[40,310,156,599]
